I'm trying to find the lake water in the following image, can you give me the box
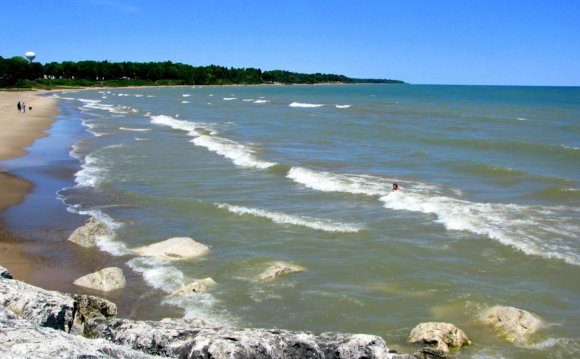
[7,84,580,358]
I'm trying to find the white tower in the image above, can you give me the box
[25,51,36,63]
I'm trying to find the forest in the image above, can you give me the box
[0,56,404,88]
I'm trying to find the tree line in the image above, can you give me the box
[0,55,404,88]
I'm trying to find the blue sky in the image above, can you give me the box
[1,0,579,85]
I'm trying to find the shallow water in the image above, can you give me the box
[5,85,580,358]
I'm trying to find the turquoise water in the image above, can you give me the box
[26,85,580,357]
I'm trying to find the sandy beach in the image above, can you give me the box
[0,90,58,280]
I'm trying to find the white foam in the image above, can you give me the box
[217,203,363,233]
[254,99,270,104]
[287,167,389,196]
[181,100,190,104]
[223,97,237,101]
[561,144,579,151]
[289,102,324,108]
[242,99,254,102]
[379,191,580,266]
[119,127,151,132]
[150,115,212,137]
[127,257,184,293]
[182,94,191,97]
[151,114,275,169]
[336,104,351,109]
[516,117,528,121]
[192,136,276,169]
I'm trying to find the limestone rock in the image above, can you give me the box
[258,261,305,281]
[67,216,112,248]
[73,267,126,292]
[1,275,77,331]
[0,306,158,358]
[0,265,13,279]
[408,322,470,353]
[73,294,117,324]
[134,237,209,260]
[171,277,217,296]
[84,317,401,359]
[479,305,542,343]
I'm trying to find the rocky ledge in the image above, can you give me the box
[1,265,436,359]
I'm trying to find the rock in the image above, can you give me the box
[73,294,117,324]
[1,264,415,358]
[84,317,402,359]
[1,275,77,332]
[171,277,217,296]
[0,306,158,358]
[67,216,112,248]
[257,261,305,281]
[0,265,13,279]
[413,347,457,359]
[479,305,542,343]
[73,267,126,292]
[134,237,209,260]
[408,322,470,353]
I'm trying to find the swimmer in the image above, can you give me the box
[392,183,399,190]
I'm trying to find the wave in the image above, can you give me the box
[182,94,191,97]
[223,97,238,101]
[287,166,579,265]
[380,191,580,266]
[119,127,151,132]
[216,203,364,233]
[192,136,276,169]
[151,114,276,169]
[287,167,391,196]
[254,99,270,104]
[336,104,351,109]
[150,115,214,136]
[181,100,190,104]
[126,256,185,293]
[561,144,579,151]
[289,102,324,108]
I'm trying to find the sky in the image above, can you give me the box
[1,0,579,86]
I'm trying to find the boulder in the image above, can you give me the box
[479,305,542,343]
[67,217,112,248]
[0,265,13,279]
[171,277,217,296]
[0,306,158,358]
[73,294,117,324]
[257,261,305,281]
[408,322,470,353]
[73,267,126,292]
[1,274,77,332]
[134,237,209,260]
[84,317,406,359]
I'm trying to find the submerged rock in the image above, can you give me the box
[67,216,112,248]
[171,277,217,296]
[134,236,209,260]
[258,261,305,281]
[73,267,126,292]
[408,322,471,353]
[479,305,543,343]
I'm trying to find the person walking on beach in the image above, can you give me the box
[21,101,26,113]
[17,101,21,113]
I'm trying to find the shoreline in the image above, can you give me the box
[0,90,59,281]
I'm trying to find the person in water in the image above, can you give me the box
[392,183,399,190]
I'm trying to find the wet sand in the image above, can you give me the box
[0,90,58,281]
